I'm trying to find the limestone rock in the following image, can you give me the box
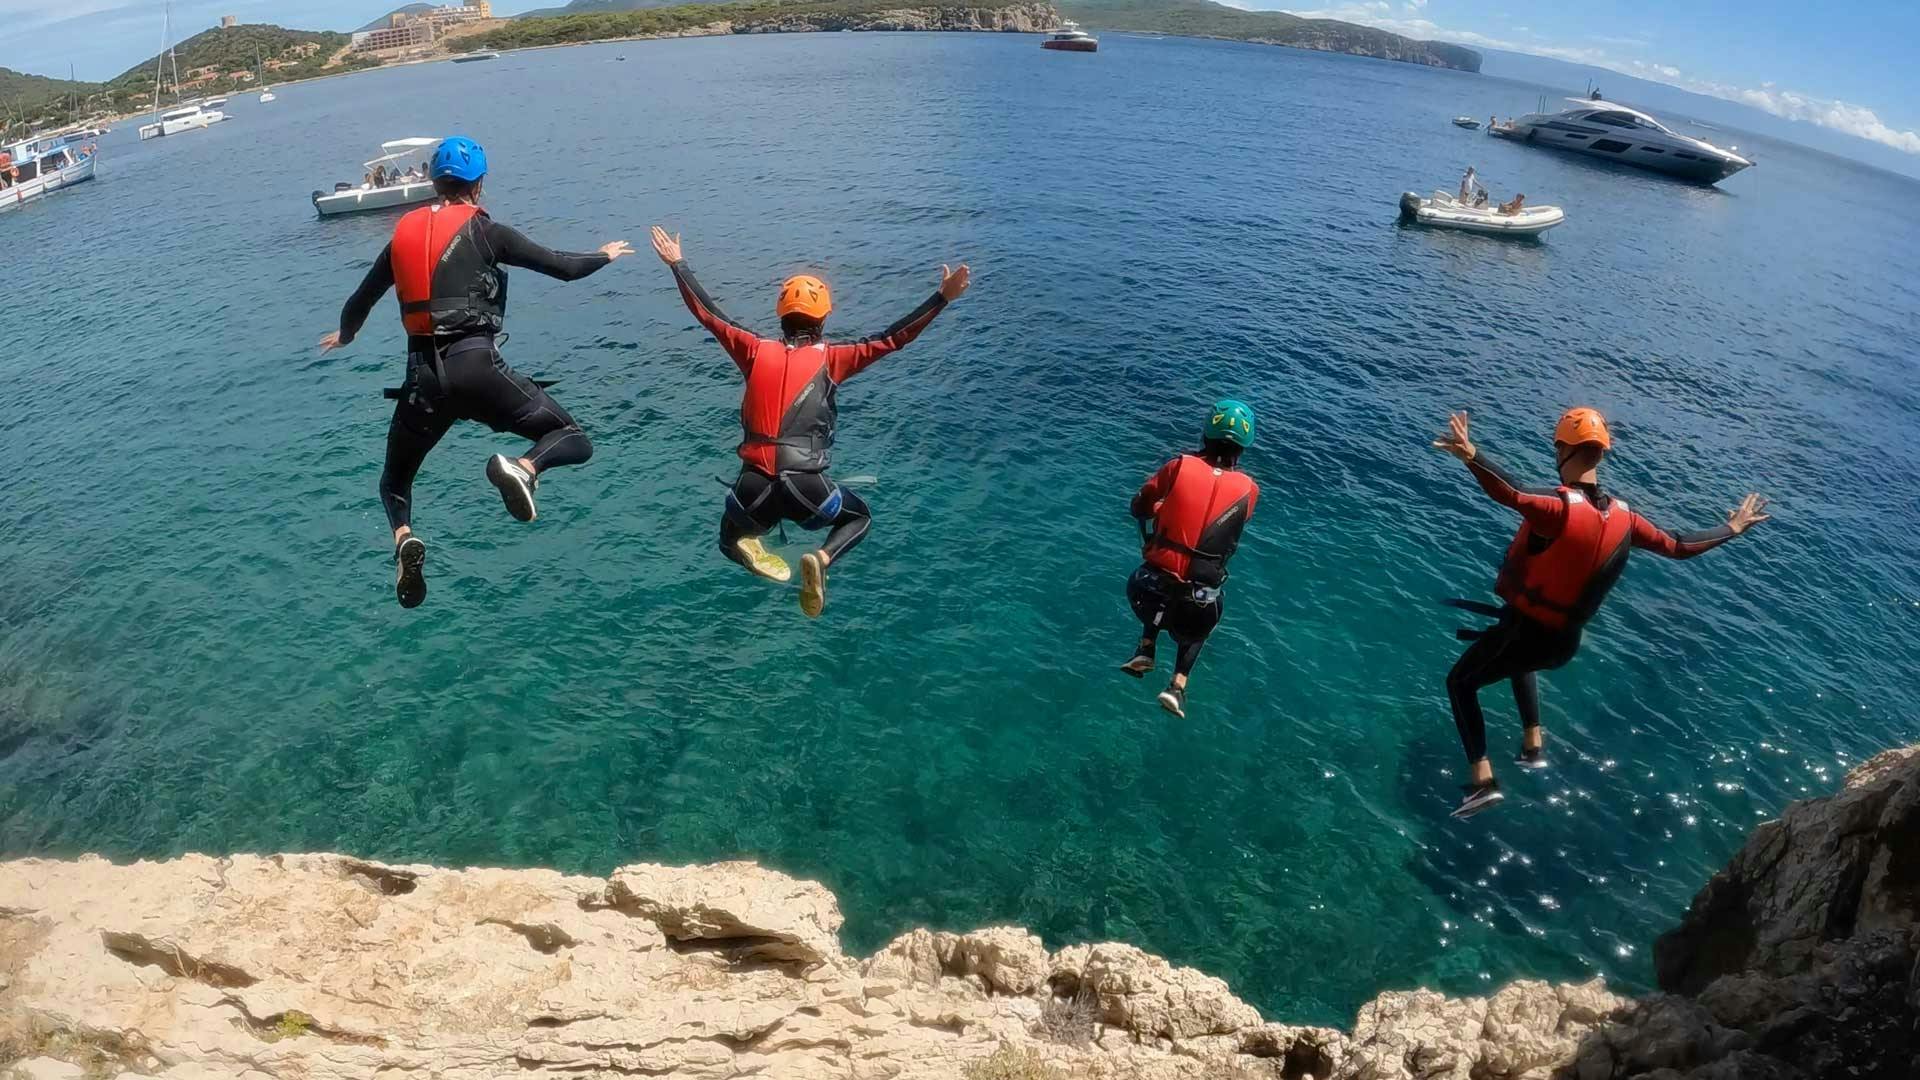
[606,860,844,966]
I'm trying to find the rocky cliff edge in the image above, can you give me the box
[1,745,1913,1079]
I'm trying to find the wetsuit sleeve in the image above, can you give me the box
[669,260,760,372]
[1628,512,1736,559]
[337,244,395,344]
[1465,453,1566,535]
[1130,458,1181,519]
[824,292,947,382]
[482,220,610,281]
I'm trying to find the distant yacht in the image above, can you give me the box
[1042,22,1098,52]
[137,102,228,140]
[451,52,500,63]
[1494,98,1752,184]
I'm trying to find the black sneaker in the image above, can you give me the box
[394,536,427,609]
[1451,780,1505,819]
[1157,684,1186,718]
[486,454,538,522]
[1514,745,1550,771]
[1119,653,1155,678]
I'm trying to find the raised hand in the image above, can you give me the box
[600,240,635,261]
[1727,493,1770,534]
[318,330,346,354]
[1432,411,1476,462]
[650,226,683,264]
[939,263,971,302]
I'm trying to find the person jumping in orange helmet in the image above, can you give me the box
[1434,407,1769,819]
[650,225,969,617]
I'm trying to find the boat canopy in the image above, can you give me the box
[1562,98,1677,135]
[364,138,443,171]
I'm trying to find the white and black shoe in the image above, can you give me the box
[1451,781,1505,819]
[1119,652,1155,679]
[1514,745,1550,771]
[1157,684,1186,719]
[394,536,428,609]
[486,454,538,522]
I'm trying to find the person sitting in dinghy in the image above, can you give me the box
[1498,193,1527,216]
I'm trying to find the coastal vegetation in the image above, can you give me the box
[106,25,372,105]
[0,67,101,140]
[1059,0,1481,70]
[463,0,1048,49]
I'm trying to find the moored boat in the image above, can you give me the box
[1398,190,1564,237]
[1042,22,1098,52]
[1451,116,1481,129]
[451,51,500,63]
[137,102,229,140]
[313,138,442,217]
[0,136,98,215]
[1492,98,1752,184]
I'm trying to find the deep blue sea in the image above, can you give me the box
[1,31,1916,1026]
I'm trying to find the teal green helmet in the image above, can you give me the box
[1205,399,1256,448]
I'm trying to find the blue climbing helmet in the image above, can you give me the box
[1205,398,1256,449]
[430,136,488,182]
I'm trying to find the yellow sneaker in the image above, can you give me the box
[799,552,827,619]
[735,537,791,582]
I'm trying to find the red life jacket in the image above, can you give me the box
[1496,487,1633,631]
[390,202,505,337]
[1145,455,1258,587]
[738,339,838,476]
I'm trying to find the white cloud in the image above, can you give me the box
[1280,3,1920,157]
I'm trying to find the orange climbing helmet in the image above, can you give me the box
[776,275,832,321]
[1553,407,1612,450]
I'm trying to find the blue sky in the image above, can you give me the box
[4,0,1918,159]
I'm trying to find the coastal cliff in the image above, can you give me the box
[1,746,1913,1079]
[463,2,1057,49]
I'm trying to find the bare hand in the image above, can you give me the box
[600,240,635,261]
[1727,493,1770,535]
[318,331,346,354]
[1432,411,1476,462]
[650,226,682,264]
[939,263,970,302]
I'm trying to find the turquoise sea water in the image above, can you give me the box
[2,32,1917,1025]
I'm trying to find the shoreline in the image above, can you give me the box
[2,745,1912,1078]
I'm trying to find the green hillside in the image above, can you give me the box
[469,0,1036,48]
[107,24,374,110]
[0,67,110,140]
[1060,0,1480,70]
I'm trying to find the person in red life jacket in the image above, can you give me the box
[1120,399,1260,719]
[317,137,633,609]
[648,225,969,618]
[1434,407,1769,818]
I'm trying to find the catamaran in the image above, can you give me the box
[137,2,230,140]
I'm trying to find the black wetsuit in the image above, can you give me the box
[1126,565,1224,676]
[1447,454,1736,764]
[723,468,873,568]
[336,214,611,531]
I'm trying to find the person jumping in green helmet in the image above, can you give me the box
[1121,400,1261,718]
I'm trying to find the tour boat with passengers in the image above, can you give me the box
[1042,22,1098,52]
[0,134,98,215]
[313,138,443,217]
[1491,98,1752,184]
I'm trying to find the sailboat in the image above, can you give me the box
[257,48,276,103]
[136,2,228,139]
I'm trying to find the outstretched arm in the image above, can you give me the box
[485,220,628,282]
[825,264,970,382]
[1433,411,1567,534]
[319,244,396,352]
[653,226,759,371]
[1629,494,1768,559]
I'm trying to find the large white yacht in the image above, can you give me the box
[137,103,229,141]
[1493,98,1753,184]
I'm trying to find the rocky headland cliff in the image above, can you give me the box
[1,745,1913,1079]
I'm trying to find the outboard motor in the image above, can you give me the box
[1399,192,1423,220]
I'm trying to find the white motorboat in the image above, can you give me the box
[1399,190,1564,237]
[259,90,277,103]
[313,138,442,217]
[1042,22,1098,52]
[1493,98,1752,184]
[202,96,228,108]
[451,51,500,63]
[0,137,98,215]
[137,102,228,140]
[1451,116,1481,129]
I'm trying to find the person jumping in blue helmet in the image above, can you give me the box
[319,137,633,609]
